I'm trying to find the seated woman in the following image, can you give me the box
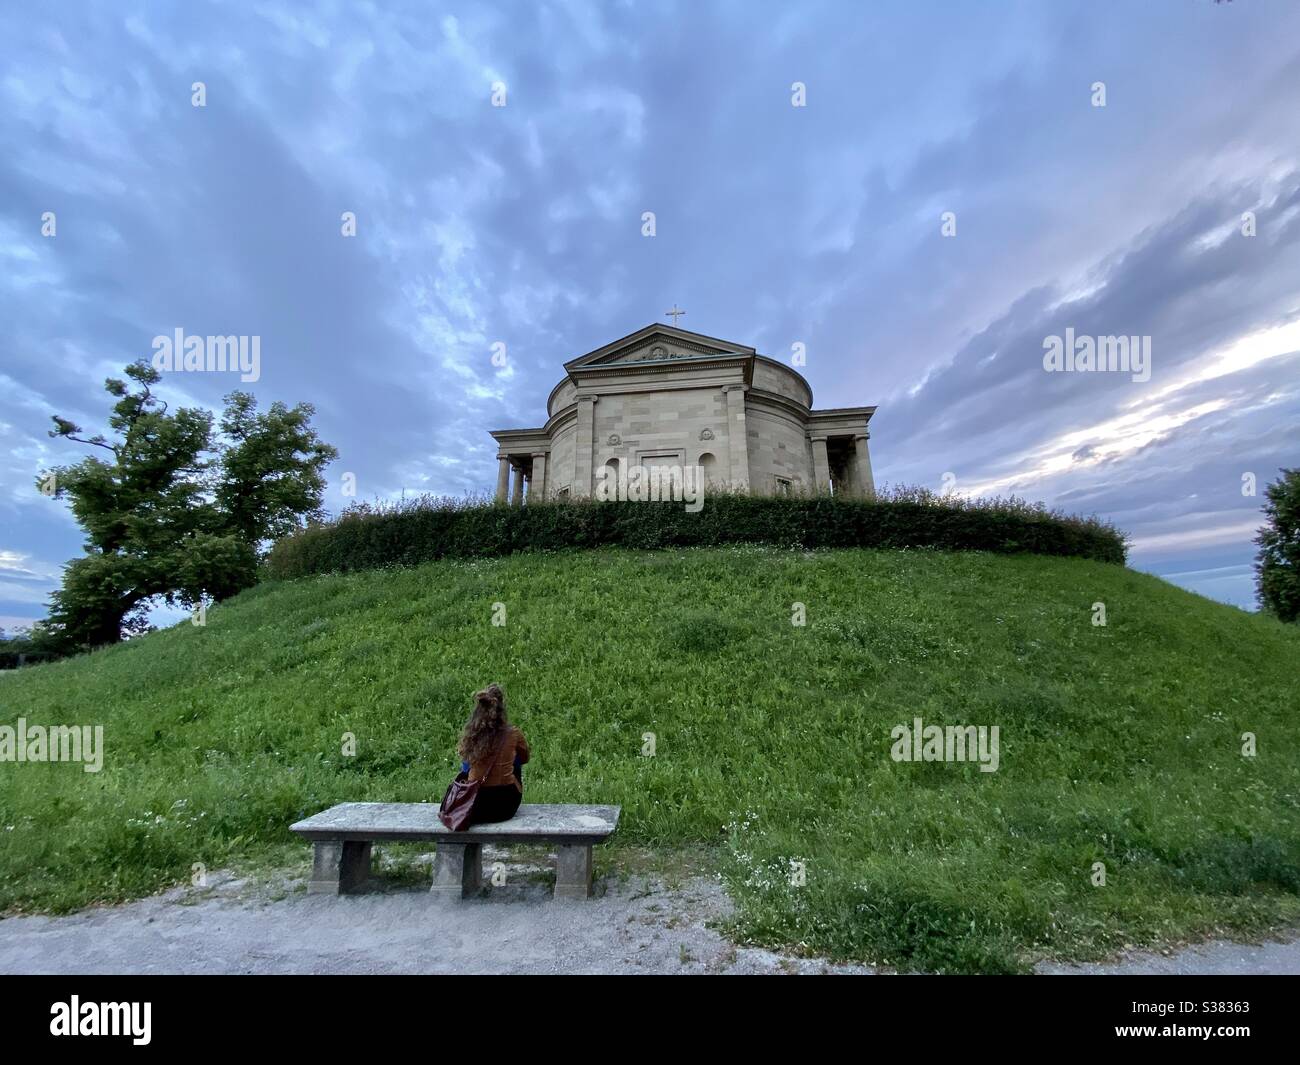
[458,683,530,825]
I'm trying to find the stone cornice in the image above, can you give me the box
[542,404,577,438]
[548,356,755,416]
[563,322,757,371]
[489,426,549,440]
[745,388,813,420]
[809,405,878,419]
[570,354,753,380]
[490,426,550,457]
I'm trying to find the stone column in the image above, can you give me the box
[510,463,525,506]
[574,396,597,497]
[308,840,371,895]
[854,432,875,497]
[495,457,510,502]
[554,844,594,900]
[431,842,482,899]
[530,452,547,503]
[723,385,749,491]
[811,436,830,494]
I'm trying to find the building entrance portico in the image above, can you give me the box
[494,451,546,505]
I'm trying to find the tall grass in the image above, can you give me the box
[2,546,1296,972]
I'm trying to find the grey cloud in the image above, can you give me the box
[2,0,1299,619]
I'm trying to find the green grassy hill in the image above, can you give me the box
[3,546,1298,972]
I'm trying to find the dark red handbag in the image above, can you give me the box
[438,733,507,830]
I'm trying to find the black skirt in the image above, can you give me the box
[471,783,522,825]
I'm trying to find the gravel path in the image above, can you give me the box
[0,850,870,976]
[0,852,1294,975]
[1036,937,1300,975]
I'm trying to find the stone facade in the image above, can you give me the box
[489,324,877,503]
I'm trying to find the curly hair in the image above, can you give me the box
[458,684,509,767]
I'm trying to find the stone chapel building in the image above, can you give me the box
[490,323,877,503]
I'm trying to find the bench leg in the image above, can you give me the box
[554,844,593,900]
[431,842,482,899]
[309,841,371,895]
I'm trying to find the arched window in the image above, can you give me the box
[698,452,718,489]
[601,457,621,501]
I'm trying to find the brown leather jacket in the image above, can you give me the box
[468,725,530,792]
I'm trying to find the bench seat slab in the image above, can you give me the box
[291,803,619,845]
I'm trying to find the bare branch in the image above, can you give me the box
[64,433,119,455]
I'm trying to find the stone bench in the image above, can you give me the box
[290,802,620,900]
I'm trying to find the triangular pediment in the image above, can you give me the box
[565,324,755,371]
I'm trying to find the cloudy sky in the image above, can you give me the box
[2,0,1298,630]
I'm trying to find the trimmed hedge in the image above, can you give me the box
[265,487,1127,580]
[0,650,56,670]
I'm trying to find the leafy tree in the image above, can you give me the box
[1255,468,1300,623]
[217,391,336,547]
[40,362,336,651]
